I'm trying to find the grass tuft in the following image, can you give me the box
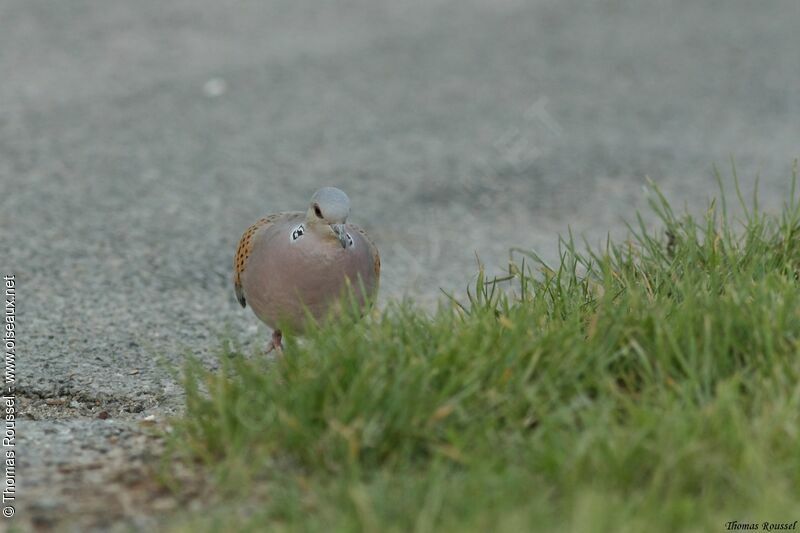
[165,169,800,532]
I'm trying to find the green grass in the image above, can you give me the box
[165,169,800,532]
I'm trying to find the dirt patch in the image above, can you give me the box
[14,390,193,532]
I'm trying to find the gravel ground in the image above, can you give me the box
[1,0,798,530]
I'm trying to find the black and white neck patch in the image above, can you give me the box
[290,224,355,248]
[290,224,305,242]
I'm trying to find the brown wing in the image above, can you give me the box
[233,214,284,307]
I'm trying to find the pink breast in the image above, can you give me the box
[243,229,377,333]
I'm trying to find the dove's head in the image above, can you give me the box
[307,187,351,247]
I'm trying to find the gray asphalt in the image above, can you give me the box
[2,0,798,529]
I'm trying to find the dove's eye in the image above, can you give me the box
[313,204,323,218]
[290,225,305,242]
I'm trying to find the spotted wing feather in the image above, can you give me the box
[233,214,283,307]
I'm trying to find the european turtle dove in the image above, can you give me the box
[234,187,380,352]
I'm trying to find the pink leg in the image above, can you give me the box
[265,329,283,355]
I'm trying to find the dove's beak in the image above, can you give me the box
[331,224,348,248]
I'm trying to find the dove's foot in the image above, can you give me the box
[265,329,283,355]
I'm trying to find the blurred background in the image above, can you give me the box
[1,0,799,526]
[4,1,799,308]
[0,0,800,378]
